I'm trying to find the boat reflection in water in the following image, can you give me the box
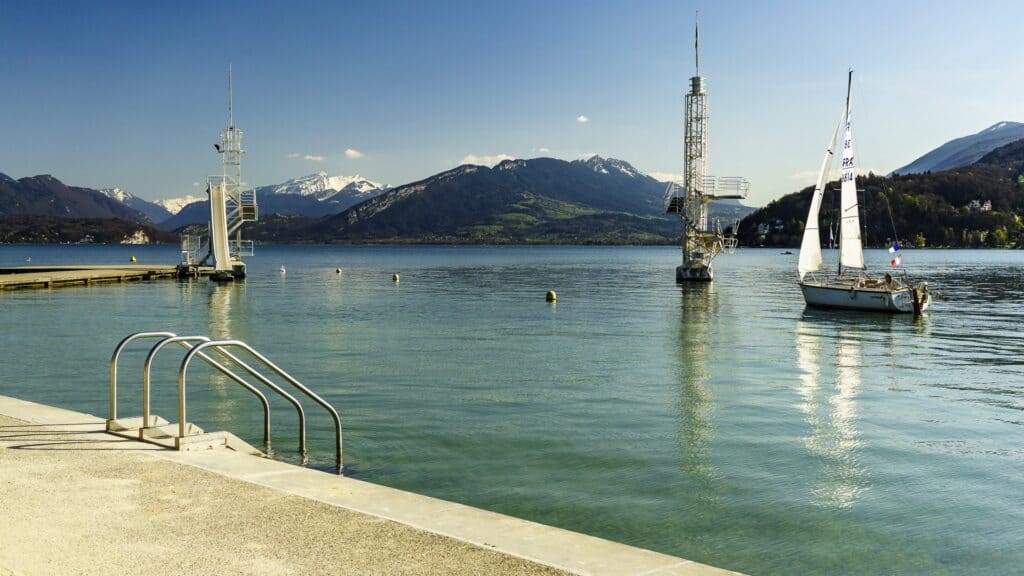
[795,313,869,509]
[673,285,722,506]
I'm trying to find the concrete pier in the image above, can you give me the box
[0,265,210,291]
[0,395,740,576]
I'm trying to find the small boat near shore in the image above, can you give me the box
[797,71,930,314]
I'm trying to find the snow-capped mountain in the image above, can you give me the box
[157,172,387,230]
[263,171,385,201]
[891,121,1024,175]
[98,187,133,203]
[574,155,643,178]
[99,187,172,223]
[155,195,203,216]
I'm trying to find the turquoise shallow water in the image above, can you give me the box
[1,244,1022,574]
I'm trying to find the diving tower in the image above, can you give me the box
[179,65,258,281]
[664,19,748,282]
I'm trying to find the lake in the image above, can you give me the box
[0,244,1021,575]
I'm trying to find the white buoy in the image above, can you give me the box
[335,268,342,274]
[393,273,400,283]
[279,265,286,274]
[546,290,557,302]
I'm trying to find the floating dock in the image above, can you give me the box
[0,395,740,575]
[0,265,211,291]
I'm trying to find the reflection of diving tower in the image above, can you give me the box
[664,21,748,282]
[180,65,258,281]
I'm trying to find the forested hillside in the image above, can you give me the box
[739,140,1024,248]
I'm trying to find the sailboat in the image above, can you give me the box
[797,71,930,314]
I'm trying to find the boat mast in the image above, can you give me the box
[837,69,865,275]
[838,71,851,275]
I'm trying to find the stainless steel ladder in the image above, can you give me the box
[107,331,343,472]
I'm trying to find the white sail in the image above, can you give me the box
[838,73,865,271]
[798,112,845,280]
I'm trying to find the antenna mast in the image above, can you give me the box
[695,12,699,77]
[663,17,749,282]
[228,63,233,128]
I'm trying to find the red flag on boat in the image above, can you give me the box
[891,254,902,267]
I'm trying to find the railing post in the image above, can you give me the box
[209,348,308,456]
[236,342,343,473]
[181,340,343,473]
[178,341,309,457]
[108,331,176,423]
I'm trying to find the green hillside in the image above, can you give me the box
[288,157,692,244]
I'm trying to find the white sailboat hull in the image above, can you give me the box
[799,279,930,313]
[796,72,932,315]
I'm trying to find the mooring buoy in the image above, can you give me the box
[130,256,137,262]
[393,274,400,283]
[546,290,557,302]
[335,268,342,274]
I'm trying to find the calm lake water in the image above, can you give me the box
[1,244,1021,575]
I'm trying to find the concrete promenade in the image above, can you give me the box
[0,395,739,576]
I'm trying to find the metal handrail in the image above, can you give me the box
[109,331,176,421]
[142,335,308,455]
[179,340,343,472]
[142,335,298,453]
[204,346,308,455]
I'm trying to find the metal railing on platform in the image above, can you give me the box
[107,331,343,472]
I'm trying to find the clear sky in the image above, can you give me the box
[1,0,1022,206]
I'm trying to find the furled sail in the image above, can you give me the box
[798,112,845,280]
[838,72,865,271]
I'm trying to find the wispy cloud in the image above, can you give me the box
[191,181,200,187]
[789,170,819,183]
[533,147,551,154]
[648,171,684,183]
[576,115,589,124]
[304,154,325,162]
[345,148,365,159]
[285,152,300,159]
[459,153,516,167]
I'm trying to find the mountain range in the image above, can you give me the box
[158,172,387,229]
[0,174,173,243]
[5,120,1023,245]
[254,156,733,244]
[98,187,173,223]
[891,121,1024,175]
[0,173,148,222]
[1,159,756,244]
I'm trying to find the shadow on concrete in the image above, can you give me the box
[0,422,100,428]
[0,423,169,451]
[4,439,164,451]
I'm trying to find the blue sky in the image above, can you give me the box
[1,0,1022,206]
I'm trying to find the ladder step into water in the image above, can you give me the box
[105,331,344,473]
